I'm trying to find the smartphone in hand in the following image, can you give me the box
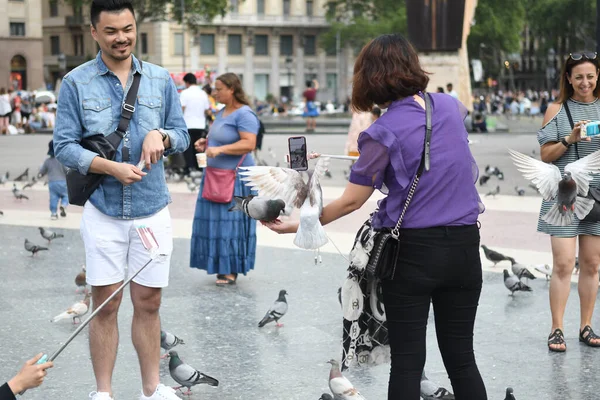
[288,136,308,171]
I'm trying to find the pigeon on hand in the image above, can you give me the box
[508,258,536,281]
[228,195,286,222]
[514,186,525,196]
[160,330,185,359]
[239,156,330,249]
[319,394,334,400]
[327,359,366,399]
[39,227,64,243]
[12,184,29,200]
[13,168,29,182]
[24,239,48,256]
[51,293,91,324]
[421,371,455,399]
[0,171,8,185]
[167,350,219,395]
[75,266,87,294]
[504,387,517,400]
[534,264,552,281]
[481,245,511,267]
[509,148,600,226]
[485,185,500,197]
[258,289,288,328]
[503,269,532,295]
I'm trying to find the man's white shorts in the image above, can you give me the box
[80,202,173,288]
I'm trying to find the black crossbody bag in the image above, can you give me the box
[562,101,600,221]
[66,62,142,206]
[365,92,432,280]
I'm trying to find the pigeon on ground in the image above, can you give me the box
[0,171,8,185]
[160,330,185,359]
[22,176,38,190]
[479,174,491,186]
[167,351,219,395]
[514,186,525,196]
[509,148,600,226]
[258,289,288,328]
[481,245,511,267]
[228,195,286,222]
[534,264,552,280]
[573,256,580,275]
[327,359,366,399]
[75,266,87,294]
[38,227,64,243]
[504,387,516,400]
[51,293,91,324]
[13,168,28,182]
[421,371,455,399]
[497,171,505,180]
[485,185,500,197]
[324,169,333,179]
[12,184,29,200]
[0,211,3,216]
[24,239,48,256]
[508,258,536,281]
[319,394,333,400]
[239,156,331,249]
[503,269,532,295]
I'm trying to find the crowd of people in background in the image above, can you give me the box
[0,88,57,135]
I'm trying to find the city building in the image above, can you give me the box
[1,0,44,91]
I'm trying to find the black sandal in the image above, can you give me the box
[579,325,600,347]
[548,328,566,352]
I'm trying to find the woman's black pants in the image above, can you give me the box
[381,224,487,400]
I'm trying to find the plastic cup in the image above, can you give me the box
[196,153,207,168]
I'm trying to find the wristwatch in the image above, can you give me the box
[560,137,570,147]
[157,128,169,142]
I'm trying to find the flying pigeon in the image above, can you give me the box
[13,168,29,182]
[503,269,532,295]
[12,184,29,200]
[160,330,185,359]
[167,351,219,395]
[479,174,490,186]
[22,176,38,190]
[228,195,286,222]
[24,239,48,256]
[504,387,517,400]
[534,264,552,281]
[514,186,525,196]
[319,394,333,400]
[239,156,331,249]
[51,293,91,324]
[485,185,500,197]
[508,258,536,281]
[258,289,288,328]
[0,171,8,185]
[509,148,600,226]
[39,227,64,243]
[327,359,366,399]
[421,371,455,399]
[481,245,511,267]
[75,266,87,294]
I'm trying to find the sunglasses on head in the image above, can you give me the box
[570,52,598,61]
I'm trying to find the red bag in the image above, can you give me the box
[201,154,246,204]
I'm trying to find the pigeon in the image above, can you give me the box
[326,359,366,399]
[167,351,219,395]
[239,156,330,249]
[51,293,91,324]
[228,195,286,222]
[504,387,516,400]
[319,394,334,400]
[497,171,504,180]
[503,269,532,295]
[508,258,536,281]
[258,289,288,328]
[0,171,8,185]
[509,148,600,226]
[12,184,29,200]
[421,371,455,399]
[75,266,87,294]
[534,264,552,280]
[22,176,38,190]
[13,168,28,182]
[485,165,499,176]
[324,169,333,179]
[479,174,490,186]
[485,185,500,197]
[0,211,3,216]
[160,330,185,359]
[514,186,525,196]
[39,227,64,243]
[573,256,580,275]
[481,245,511,266]
[24,239,48,256]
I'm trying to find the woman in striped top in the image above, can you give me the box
[538,52,600,352]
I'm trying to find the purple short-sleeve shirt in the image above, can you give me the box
[349,93,484,229]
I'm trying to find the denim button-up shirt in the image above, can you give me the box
[54,52,189,219]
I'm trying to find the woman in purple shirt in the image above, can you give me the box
[264,34,487,399]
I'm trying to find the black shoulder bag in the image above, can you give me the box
[66,62,142,206]
[562,101,600,221]
[366,92,432,280]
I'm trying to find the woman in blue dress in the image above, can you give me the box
[190,73,259,285]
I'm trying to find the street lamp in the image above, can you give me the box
[285,55,293,103]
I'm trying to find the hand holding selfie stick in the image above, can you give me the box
[20,227,164,396]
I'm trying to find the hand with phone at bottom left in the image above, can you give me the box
[6,353,54,396]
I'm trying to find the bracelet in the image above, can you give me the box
[560,138,570,148]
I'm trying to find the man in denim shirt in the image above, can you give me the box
[53,1,189,399]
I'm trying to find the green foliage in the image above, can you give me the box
[467,0,526,56]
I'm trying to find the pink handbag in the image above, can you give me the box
[201,154,247,203]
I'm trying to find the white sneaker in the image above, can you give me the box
[140,384,182,400]
[89,392,114,400]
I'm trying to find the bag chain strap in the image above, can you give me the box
[391,174,419,239]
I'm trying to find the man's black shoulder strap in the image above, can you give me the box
[116,60,142,135]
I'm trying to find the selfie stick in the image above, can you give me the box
[317,154,359,161]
